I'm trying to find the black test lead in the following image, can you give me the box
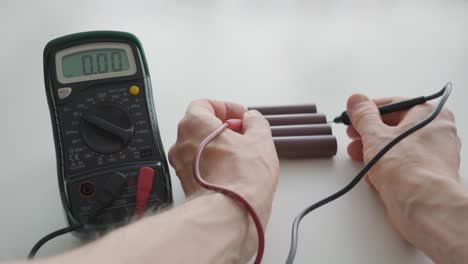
[330,87,449,125]
[286,83,452,263]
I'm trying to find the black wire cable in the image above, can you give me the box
[28,166,129,258]
[27,224,82,259]
[285,82,452,264]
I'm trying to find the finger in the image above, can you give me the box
[380,113,408,126]
[346,94,386,137]
[346,125,361,139]
[347,139,364,161]
[373,97,409,126]
[242,110,271,137]
[186,99,246,121]
[373,97,404,106]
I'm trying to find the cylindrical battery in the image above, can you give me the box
[265,113,327,126]
[249,104,317,115]
[271,124,332,137]
[273,135,337,159]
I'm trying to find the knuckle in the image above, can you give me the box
[433,119,460,146]
[448,122,458,135]
[177,117,196,134]
[169,139,199,168]
[438,118,458,137]
[187,98,208,110]
[174,141,199,167]
[176,119,186,132]
[168,146,178,167]
[445,108,456,121]
[176,121,185,138]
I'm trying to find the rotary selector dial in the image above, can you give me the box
[80,103,134,154]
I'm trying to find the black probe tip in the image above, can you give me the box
[331,111,350,125]
[332,116,342,124]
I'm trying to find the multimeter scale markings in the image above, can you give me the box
[59,84,154,176]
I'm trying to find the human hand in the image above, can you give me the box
[346,94,461,189]
[345,94,463,260]
[168,99,279,226]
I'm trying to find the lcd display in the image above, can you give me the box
[55,42,137,84]
[62,49,130,78]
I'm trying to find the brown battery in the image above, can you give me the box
[271,124,332,137]
[265,113,327,126]
[248,104,317,115]
[273,135,337,159]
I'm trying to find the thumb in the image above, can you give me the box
[346,94,385,136]
[242,110,271,136]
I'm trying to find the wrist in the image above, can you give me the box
[372,166,458,215]
[195,191,259,261]
[374,167,468,263]
[411,181,468,264]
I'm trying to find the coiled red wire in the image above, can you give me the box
[192,121,265,264]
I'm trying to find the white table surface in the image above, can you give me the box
[1,1,467,263]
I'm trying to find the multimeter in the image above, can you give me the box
[43,31,172,235]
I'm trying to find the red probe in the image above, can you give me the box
[193,119,265,264]
[135,167,155,219]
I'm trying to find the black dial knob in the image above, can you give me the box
[80,103,134,154]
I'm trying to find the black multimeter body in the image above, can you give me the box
[43,31,172,235]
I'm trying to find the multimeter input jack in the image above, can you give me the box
[79,182,95,197]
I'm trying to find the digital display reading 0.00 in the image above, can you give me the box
[62,49,130,78]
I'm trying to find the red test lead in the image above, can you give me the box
[225,119,243,132]
[135,167,155,219]
[193,119,265,264]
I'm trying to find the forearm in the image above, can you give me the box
[33,193,253,264]
[378,169,468,264]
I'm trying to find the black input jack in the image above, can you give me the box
[80,182,95,197]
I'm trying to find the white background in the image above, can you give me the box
[0,0,467,263]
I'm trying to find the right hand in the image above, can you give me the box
[345,94,462,254]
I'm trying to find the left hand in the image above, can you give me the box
[168,99,280,226]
